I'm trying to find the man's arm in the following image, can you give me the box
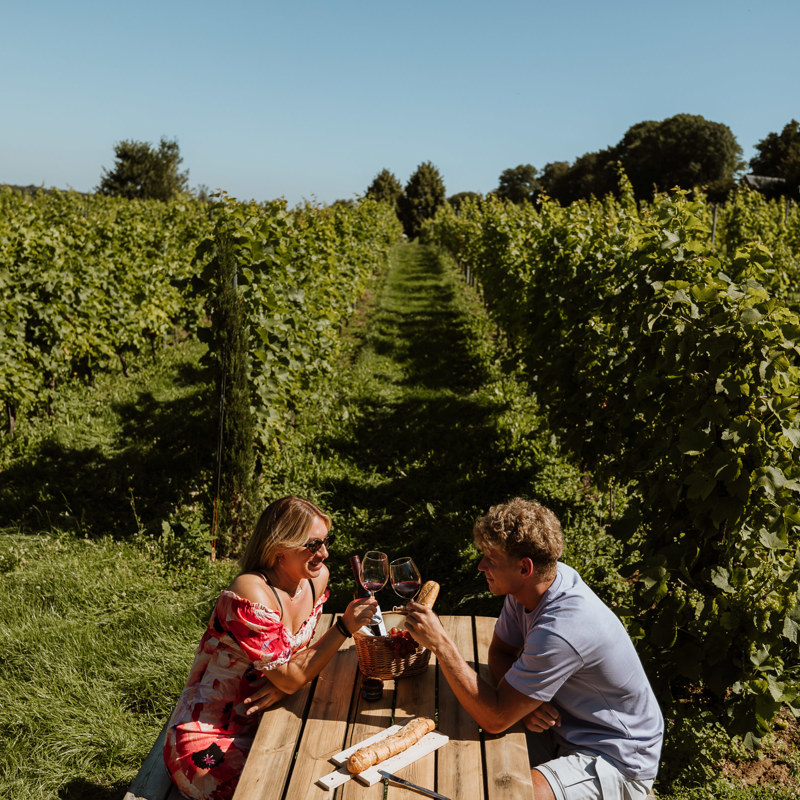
[405,605,541,735]
[487,630,562,733]
[488,631,519,686]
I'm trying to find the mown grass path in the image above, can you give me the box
[266,242,609,613]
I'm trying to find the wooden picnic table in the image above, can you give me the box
[125,615,533,800]
[233,614,533,800]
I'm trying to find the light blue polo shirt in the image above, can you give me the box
[495,563,663,780]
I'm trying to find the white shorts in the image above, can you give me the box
[535,751,653,800]
[527,731,653,800]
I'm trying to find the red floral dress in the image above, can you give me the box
[163,585,329,800]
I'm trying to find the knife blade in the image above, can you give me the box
[378,769,451,800]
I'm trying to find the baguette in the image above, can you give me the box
[346,717,435,774]
[417,580,439,609]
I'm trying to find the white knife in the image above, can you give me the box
[378,769,451,800]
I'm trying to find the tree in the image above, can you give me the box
[616,114,743,201]
[494,164,540,204]
[540,115,744,206]
[448,191,482,213]
[98,137,189,200]
[538,161,571,198]
[400,162,446,239]
[544,151,618,205]
[208,228,256,557]
[366,169,404,209]
[750,119,800,198]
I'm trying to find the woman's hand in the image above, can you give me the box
[243,675,287,716]
[341,595,378,634]
[523,701,561,732]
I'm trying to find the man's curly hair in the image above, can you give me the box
[473,497,564,580]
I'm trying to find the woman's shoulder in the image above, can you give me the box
[228,572,280,612]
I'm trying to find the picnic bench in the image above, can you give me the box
[125,614,533,800]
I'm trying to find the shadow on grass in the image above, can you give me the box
[320,246,540,614]
[58,779,126,800]
[0,361,215,538]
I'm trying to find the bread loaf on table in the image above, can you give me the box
[346,717,435,774]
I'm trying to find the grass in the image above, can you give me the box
[0,242,797,798]
[0,531,235,799]
[0,339,215,538]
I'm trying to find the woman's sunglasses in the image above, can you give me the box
[303,533,335,554]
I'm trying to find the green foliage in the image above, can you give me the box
[494,164,540,205]
[432,184,800,782]
[447,191,482,212]
[542,148,619,205]
[538,160,571,197]
[716,187,800,305]
[617,114,743,201]
[365,168,404,214]
[0,338,215,540]
[536,114,743,204]
[155,514,214,572]
[203,225,257,556]
[97,137,189,201]
[400,161,446,239]
[750,119,800,198]
[0,187,210,439]
[193,195,404,485]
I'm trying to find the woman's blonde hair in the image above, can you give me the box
[473,497,564,580]
[239,496,331,573]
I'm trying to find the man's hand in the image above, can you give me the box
[243,675,287,716]
[523,701,561,733]
[403,602,448,653]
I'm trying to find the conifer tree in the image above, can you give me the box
[366,168,404,215]
[209,230,256,556]
[400,162,445,239]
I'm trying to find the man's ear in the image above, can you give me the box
[520,557,534,578]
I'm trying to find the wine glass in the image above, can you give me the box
[390,557,421,603]
[360,551,389,598]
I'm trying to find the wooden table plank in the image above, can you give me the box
[437,616,484,800]
[285,638,360,799]
[388,643,438,800]
[474,616,533,800]
[339,662,395,800]
[233,615,334,800]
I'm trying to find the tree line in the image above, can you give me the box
[489,115,799,206]
[365,115,800,238]
[94,114,798,237]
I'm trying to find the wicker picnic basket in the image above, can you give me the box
[352,616,431,680]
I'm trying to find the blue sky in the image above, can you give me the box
[2,0,798,207]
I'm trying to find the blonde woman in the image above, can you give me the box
[164,496,376,800]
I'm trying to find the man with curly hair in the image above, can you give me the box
[405,498,663,800]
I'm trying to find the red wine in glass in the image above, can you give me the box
[390,557,422,602]
[360,551,389,635]
[393,580,421,599]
